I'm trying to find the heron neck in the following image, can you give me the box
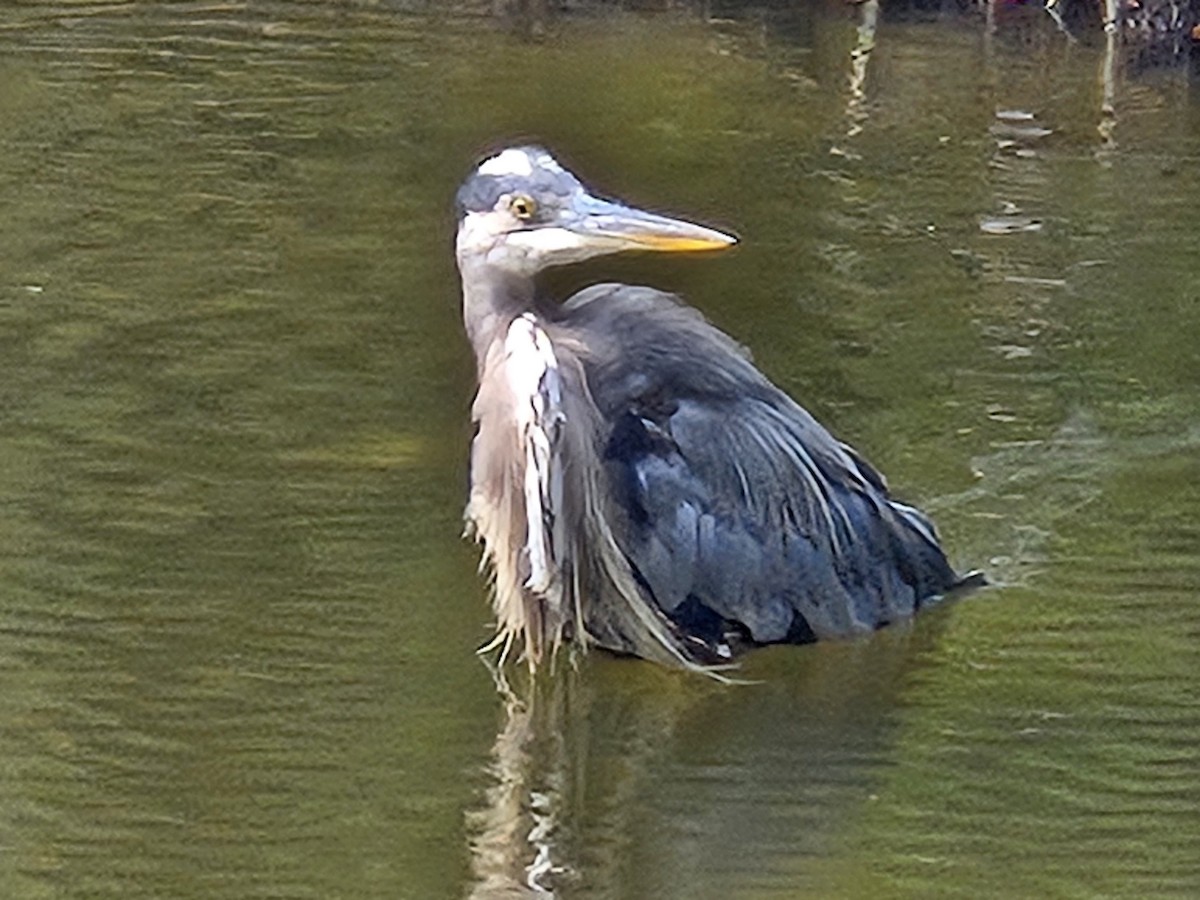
[458,256,538,363]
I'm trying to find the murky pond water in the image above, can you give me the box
[1,2,1198,898]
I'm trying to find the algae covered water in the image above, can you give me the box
[1,3,1198,897]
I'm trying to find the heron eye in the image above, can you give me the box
[510,194,536,220]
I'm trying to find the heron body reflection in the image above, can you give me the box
[455,146,980,672]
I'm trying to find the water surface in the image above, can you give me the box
[1,3,1198,898]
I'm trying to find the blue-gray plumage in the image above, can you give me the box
[455,146,982,672]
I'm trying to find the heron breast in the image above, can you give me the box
[500,314,565,595]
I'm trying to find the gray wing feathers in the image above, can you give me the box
[617,396,917,642]
[561,284,961,649]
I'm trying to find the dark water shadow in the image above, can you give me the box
[465,610,958,898]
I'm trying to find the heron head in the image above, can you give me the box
[455,146,737,276]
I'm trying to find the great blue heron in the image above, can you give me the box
[457,146,981,672]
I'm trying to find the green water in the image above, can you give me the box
[1,3,1197,898]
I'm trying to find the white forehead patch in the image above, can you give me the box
[531,150,564,174]
[477,146,566,179]
[478,148,534,177]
